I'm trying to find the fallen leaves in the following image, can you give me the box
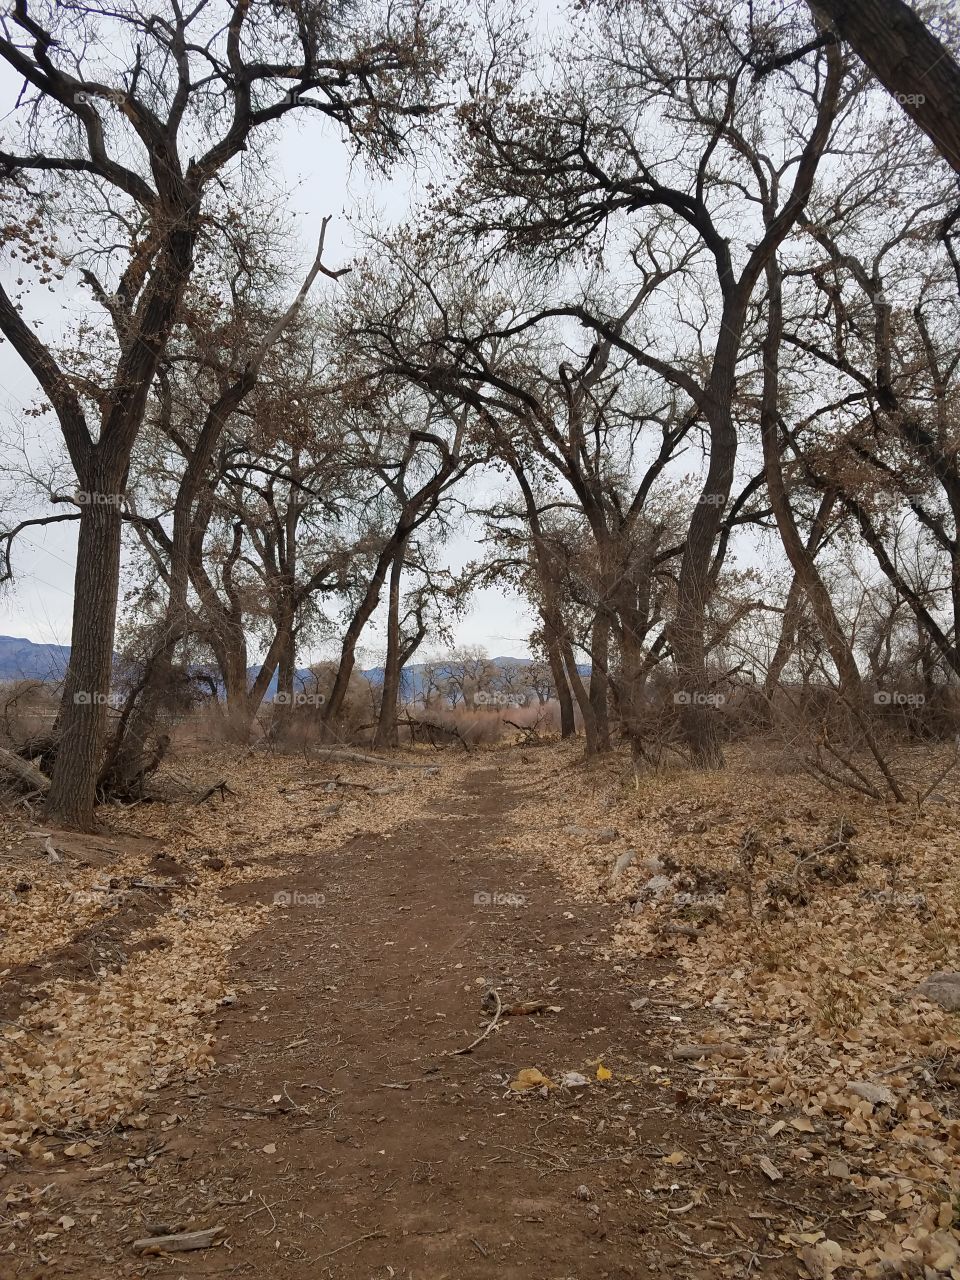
[506,741,960,1270]
[509,1067,556,1092]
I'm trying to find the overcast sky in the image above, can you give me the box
[0,51,540,662]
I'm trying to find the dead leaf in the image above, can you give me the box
[509,1068,556,1092]
[799,1239,843,1279]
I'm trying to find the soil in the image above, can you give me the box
[1,763,862,1279]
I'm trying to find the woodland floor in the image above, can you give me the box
[0,741,958,1280]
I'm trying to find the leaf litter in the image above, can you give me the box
[499,740,960,1277]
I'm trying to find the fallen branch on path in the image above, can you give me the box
[195,779,234,805]
[311,1230,387,1260]
[483,992,549,1017]
[133,1226,225,1254]
[452,988,503,1055]
[671,1043,749,1060]
[309,746,440,771]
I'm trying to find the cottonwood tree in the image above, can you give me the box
[774,114,960,682]
[103,217,348,778]
[437,0,844,762]
[373,539,457,748]
[0,0,453,826]
[316,379,477,732]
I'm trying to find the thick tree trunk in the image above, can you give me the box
[46,473,125,828]
[671,391,736,768]
[221,649,254,742]
[275,616,296,710]
[810,0,960,176]
[373,545,405,750]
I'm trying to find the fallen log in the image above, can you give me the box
[670,1043,750,1060]
[308,747,439,771]
[0,746,50,794]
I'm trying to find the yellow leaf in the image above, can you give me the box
[663,1151,686,1165]
[596,1063,613,1081]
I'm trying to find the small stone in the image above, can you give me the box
[847,1081,896,1107]
[609,849,636,883]
[561,1071,591,1089]
[913,971,960,1012]
[641,874,673,899]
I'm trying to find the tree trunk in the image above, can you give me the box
[760,260,863,699]
[560,635,599,755]
[543,619,575,737]
[46,471,125,828]
[671,393,736,768]
[588,613,611,750]
[373,543,405,750]
[810,0,960,176]
[764,491,835,697]
[323,531,405,730]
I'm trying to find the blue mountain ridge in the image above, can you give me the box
[0,636,585,693]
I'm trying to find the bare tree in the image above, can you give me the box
[0,0,452,826]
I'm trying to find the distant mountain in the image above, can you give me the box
[0,636,561,691]
[0,635,72,682]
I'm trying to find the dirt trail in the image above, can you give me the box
[4,762,850,1279]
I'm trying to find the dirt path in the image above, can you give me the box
[4,762,853,1279]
